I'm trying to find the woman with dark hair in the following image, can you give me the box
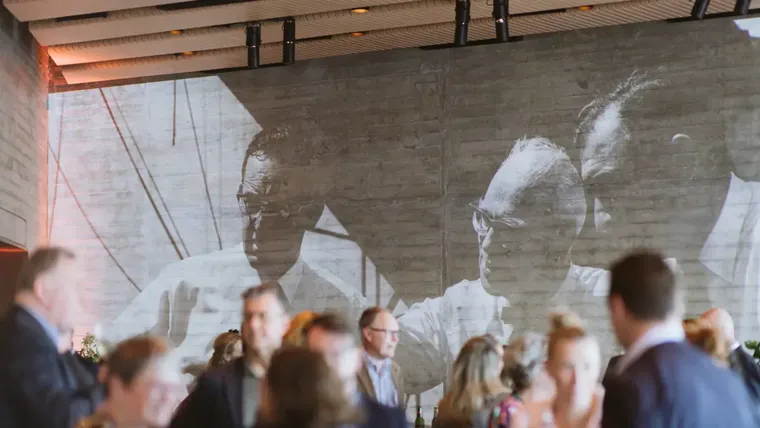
[255,347,361,428]
[76,336,184,428]
[208,329,243,368]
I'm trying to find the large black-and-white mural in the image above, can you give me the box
[47,16,760,419]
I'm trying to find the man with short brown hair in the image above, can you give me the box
[0,246,102,428]
[170,282,290,428]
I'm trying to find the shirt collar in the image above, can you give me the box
[616,319,684,374]
[363,352,390,372]
[18,302,60,346]
[730,342,742,352]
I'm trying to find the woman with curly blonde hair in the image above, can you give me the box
[283,310,319,347]
[683,318,728,365]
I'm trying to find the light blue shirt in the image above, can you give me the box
[19,303,59,346]
[364,353,398,407]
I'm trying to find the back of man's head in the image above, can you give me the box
[16,247,75,296]
[304,313,356,345]
[608,249,676,321]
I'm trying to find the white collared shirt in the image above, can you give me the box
[615,320,685,375]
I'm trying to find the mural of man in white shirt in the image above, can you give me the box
[107,127,368,366]
[395,137,610,395]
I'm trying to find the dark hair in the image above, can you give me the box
[106,336,170,386]
[608,249,676,320]
[262,347,362,428]
[358,307,386,331]
[241,282,286,306]
[304,313,355,341]
[208,331,242,368]
[15,247,75,294]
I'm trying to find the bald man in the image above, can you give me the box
[702,308,760,404]
[395,137,612,396]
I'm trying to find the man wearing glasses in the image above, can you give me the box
[107,126,367,370]
[394,137,609,396]
[357,307,404,408]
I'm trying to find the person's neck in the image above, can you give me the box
[245,349,270,374]
[109,407,149,428]
[363,347,386,362]
[623,319,671,351]
[15,292,52,322]
[553,391,594,428]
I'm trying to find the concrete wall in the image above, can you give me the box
[0,5,48,250]
[49,16,760,418]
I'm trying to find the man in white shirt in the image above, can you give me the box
[107,127,368,367]
[395,137,612,395]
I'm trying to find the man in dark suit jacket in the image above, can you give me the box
[170,283,291,428]
[305,313,407,428]
[601,354,622,388]
[603,250,760,428]
[0,247,102,428]
[702,307,760,405]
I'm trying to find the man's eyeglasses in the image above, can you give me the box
[469,200,525,238]
[236,185,306,219]
[368,327,400,338]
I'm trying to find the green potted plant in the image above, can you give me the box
[743,340,760,361]
[77,333,102,363]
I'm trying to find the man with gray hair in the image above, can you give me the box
[395,137,608,396]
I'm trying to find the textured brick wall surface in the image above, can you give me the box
[49,16,760,419]
[0,5,47,250]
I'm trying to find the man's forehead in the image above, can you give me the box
[308,328,355,348]
[243,294,284,313]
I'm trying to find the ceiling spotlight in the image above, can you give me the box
[246,22,261,69]
[182,51,194,56]
[454,0,471,47]
[492,0,508,43]
[350,32,365,37]
[283,17,296,65]
[577,5,593,11]
[735,0,750,15]
[691,0,710,19]
[170,29,183,35]
[351,8,369,14]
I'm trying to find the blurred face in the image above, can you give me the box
[607,295,632,349]
[547,337,601,403]
[362,311,399,359]
[109,358,184,427]
[37,258,85,331]
[306,327,361,382]
[241,293,289,357]
[239,152,321,280]
[230,339,244,359]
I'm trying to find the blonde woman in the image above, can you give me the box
[434,336,509,428]
[683,318,728,365]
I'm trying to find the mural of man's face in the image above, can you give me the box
[239,151,322,280]
[473,140,583,300]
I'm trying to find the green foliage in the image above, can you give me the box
[77,333,101,362]
[744,340,760,360]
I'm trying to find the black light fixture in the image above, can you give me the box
[246,22,261,69]
[734,0,750,15]
[493,0,508,42]
[283,17,296,65]
[454,0,470,47]
[691,0,710,19]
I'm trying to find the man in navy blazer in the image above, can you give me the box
[304,313,407,428]
[603,250,760,428]
[0,247,103,428]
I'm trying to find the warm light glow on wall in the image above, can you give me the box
[350,32,365,37]
[170,30,183,35]
[578,5,593,11]
[351,8,369,14]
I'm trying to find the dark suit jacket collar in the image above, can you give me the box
[225,357,246,428]
[11,304,58,350]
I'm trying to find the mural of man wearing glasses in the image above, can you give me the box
[107,127,367,367]
[395,137,607,395]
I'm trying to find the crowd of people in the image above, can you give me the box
[1,246,760,427]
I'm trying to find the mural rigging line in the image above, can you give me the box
[183,80,223,251]
[46,144,140,292]
[99,88,185,260]
[47,92,66,244]
[172,80,177,147]
[109,89,191,258]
